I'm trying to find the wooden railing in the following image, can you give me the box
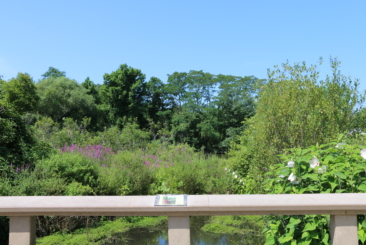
[1,193,365,245]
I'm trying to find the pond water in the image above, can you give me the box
[103,217,264,245]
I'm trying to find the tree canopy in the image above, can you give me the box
[37,76,97,122]
[41,67,66,78]
[0,73,39,114]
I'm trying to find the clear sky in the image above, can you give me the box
[1,0,365,93]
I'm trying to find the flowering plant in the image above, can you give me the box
[262,136,366,245]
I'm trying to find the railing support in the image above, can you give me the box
[9,216,36,245]
[330,215,357,245]
[168,216,190,245]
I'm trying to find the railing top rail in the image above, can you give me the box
[1,194,366,216]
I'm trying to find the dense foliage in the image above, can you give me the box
[261,136,366,244]
[228,58,365,193]
[1,58,365,244]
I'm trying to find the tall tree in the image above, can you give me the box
[146,76,174,124]
[82,77,101,104]
[41,67,66,78]
[0,73,39,114]
[37,76,96,122]
[100,64,149,128]
[167,70,261,152]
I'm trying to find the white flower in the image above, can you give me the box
[288,173,296,182]
[239,179,243,183]
[310,157,320,168]
[234,175,238,178]
[224,167,227,171]
[232,172,235,175]
[287,160,295,168]
[361,149,366,160]
[318,165,326,174]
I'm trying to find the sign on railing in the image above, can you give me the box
[154,194,187,206]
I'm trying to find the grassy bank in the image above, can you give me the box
[37,216,167,245]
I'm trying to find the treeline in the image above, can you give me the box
[0,65,263,158]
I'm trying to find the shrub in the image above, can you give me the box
[36,152,99,188]
[261,135,366,244]
[96,150,155,195]
[228,58,365,194]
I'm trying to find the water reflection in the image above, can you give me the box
[103,216,264,245]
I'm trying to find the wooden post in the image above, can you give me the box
[330,215,358,245]
[9,216,36,245]
[168,216,190,245]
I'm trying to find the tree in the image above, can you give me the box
[0,103,37,167]
[41,67,66,78]
[0,73,39,114]
[100,64,149,128]
[145,76,175,131]
[228,58,365,193]
[166,70,261,152]
[214,75,261,149]
[82,77,101,104]
[37,76,97,122]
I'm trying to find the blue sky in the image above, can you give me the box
[1,0,365,94]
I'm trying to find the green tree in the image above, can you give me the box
[100,64,149,128]
[229,58,365,193]
[37,76,97,122]
[81,77,101,104]
[41,67,66,78]
[167,71,261,152]
[215,75,261,149]
[0,73,39,114]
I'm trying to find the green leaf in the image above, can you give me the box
[270,223,279,230]
[298,238,312,245]
[330,182,338,191]
[334,171,346,179]
[303,222,317,232]
[288,217,302,227]
[301,231,309,238]
[264,235,276,245]
[306,185,319,192]
[362,220,366,228]
[309,230,319,239]
[357,184,366,192]
[323,155,334,165]
[302,174,318,181]
[358,229,365,243]
[278,235,293,243]
[322,233,330,245]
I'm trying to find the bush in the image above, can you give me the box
[36,152,99,188]
[96,150,155,195]
[228,58,365,194]
[261,135,366,244]
[148,144,233,194]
